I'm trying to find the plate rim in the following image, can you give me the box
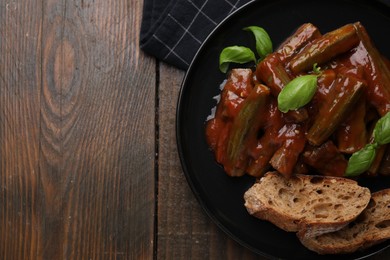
[175,0,390,258]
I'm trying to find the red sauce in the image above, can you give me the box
[206,22,390,178]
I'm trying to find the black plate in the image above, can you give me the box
[176,0,390,259]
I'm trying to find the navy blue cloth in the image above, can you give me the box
[140,0,390,70]
[140,0,251,70]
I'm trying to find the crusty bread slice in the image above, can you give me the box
[244,172,371,234]
[298,189,390,254]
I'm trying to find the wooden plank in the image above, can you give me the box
[39,0,156,259]
[157,64,263,259]
[1,0,156,259]
[0,1,43,259]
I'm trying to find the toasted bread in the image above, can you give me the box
[298,189,390,254]
[244,172,371,234]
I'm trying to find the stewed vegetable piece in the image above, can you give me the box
[206,22,390,178]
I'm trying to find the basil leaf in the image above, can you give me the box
[244,26,273,59]
[345,144,377,177]
[373,111,390,145]
[277,75,318,113]
[219,46,256,73]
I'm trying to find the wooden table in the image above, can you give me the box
[1,0,389,259]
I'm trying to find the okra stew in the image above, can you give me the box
[205,22,390,179]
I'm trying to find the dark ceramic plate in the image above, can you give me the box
[176,0,390,259]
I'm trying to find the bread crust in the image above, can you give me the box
[298,189,390,254]
[244,172,371,233]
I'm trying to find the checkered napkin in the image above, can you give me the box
[140,0,252,70]
[140,0,390,70]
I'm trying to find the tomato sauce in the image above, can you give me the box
[206,22,390,179]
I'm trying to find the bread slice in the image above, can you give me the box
[298,189,390,254]
[244,172,371,234]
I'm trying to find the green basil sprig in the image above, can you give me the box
[219,26,272,73]
[243,26,273,59]
[373,112,390,145]
[277,75,318,113]
[312,63,321,74]
[219,46,256,73]
[345,111,390,177]
[345,144,377,177]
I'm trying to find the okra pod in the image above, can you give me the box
[269,124,306,178]
[256,53,308,122]
[246,132,279,177]
[277,23,321,62]
[307,74,365,146]
[354,22,390,116]
[247,101,283,177]
[206,69,254,167]
[256,53,291,96]
[336,98,367,154]
[225,84,270,176]
[289,23,359,74]
[302,141,347,177]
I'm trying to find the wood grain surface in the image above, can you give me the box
[0,0,390,259]
[1,0,155,259]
